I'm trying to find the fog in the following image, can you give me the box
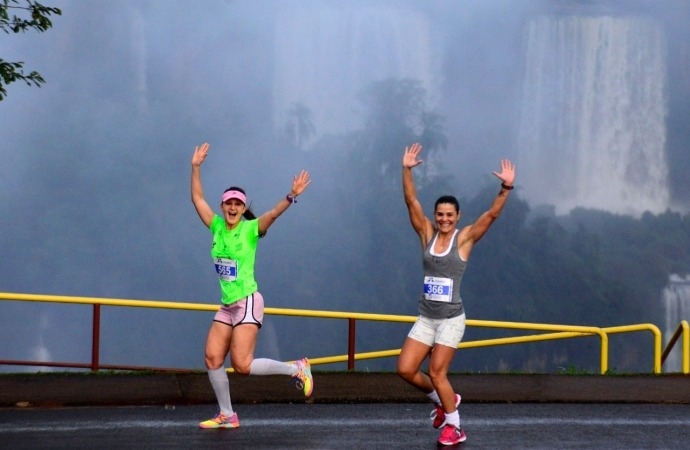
[1,0,689,372]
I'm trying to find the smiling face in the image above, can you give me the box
[434,202,460,233]
[221,198,246,228]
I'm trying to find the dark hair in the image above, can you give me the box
[435,195,460,213]
[223,186,265,237]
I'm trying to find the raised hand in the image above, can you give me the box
[290,170,312,197]
[492,159,515,186]
[192,142,210,167]
[402,143,424,169]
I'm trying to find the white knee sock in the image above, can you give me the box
[427,390,441,405]
[208,367,233,415]
[249,358,294,376]
[445,410,460,427]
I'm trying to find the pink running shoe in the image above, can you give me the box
[430,393,462,429]
[437,424,467,446]
[199,411,240,429]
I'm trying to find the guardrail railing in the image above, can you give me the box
[661,320,690,374]
[1,292,687,374]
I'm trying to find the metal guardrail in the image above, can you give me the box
[661,320,690,374]
[0,292,687,374]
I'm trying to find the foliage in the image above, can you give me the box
[284,102,316,148]
[0,0,61,100]
[556,365,595,375]
[355,78,446,185]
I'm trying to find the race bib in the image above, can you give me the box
[214,258,238,282]
[423,276,452,302]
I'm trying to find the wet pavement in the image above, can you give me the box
[2,402,690,449]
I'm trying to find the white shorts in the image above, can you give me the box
[407,313,466,348]
[213,292,264,328]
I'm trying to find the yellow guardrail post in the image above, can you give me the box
[679,320,690,374]
[602,324,662,374]
[660,320,690,374]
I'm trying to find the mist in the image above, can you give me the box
[1,0,689,373]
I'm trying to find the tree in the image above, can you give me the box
[284,102,316,148]
[0,0,61,100]
[355,78,447,190]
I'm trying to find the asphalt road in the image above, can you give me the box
[2,403,690,449]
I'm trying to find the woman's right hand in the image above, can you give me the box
[192,142,209,167]
[403,142,423,169]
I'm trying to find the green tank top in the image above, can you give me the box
[210,215,259,304]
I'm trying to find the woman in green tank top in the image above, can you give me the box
[191,142,314,429]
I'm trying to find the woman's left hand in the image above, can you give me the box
[492,159,515,186]
[290,170,312,197]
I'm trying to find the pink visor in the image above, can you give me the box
[222,190,247,204]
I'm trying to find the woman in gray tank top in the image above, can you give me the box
[396,142,515,446]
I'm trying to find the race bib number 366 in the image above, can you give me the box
[423,276,452,302]
[215,258,237,282]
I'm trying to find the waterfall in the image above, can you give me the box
[662,274,690,373]
[517,15,669,216]
[271,4,440,138]
[132,8,149,114]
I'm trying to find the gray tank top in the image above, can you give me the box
[418,229,467,319]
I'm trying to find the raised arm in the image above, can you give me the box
[462,159,515,247]
[191,142,215,228]
[257,170,311,235]
[402,143,434,248]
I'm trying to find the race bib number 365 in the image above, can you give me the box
[423,276,452,302]
[215,258,237,282]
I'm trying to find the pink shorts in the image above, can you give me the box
[213,292,264,328]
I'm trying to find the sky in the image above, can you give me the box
[1,0,689,372]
